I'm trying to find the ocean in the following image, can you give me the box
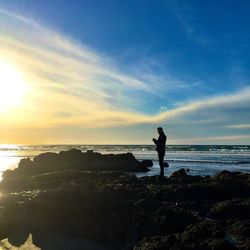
[0,144,250,180]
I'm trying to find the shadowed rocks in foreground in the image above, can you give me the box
[0,150,250,249]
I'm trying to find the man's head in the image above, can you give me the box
[157,127,164,134]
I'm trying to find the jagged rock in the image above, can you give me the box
[133,198,199,239]
[208,198,250,220]
[140,160,153,168]
[214,170,250,183]
[227,220,250,250]
[133,235,177,250]
[170,168,188,178]
[134,221,236,249]
[0,156,250,250]
[2,149,149,184]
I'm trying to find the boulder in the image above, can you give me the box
[140,160,153,168]
[208,198,250,220]
[0,166,250,249]
[170,168,188,178]
[1,149,150,183]
[227,220,250,249]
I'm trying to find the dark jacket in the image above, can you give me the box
[154,133,167,153]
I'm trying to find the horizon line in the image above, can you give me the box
[0,143,249,146]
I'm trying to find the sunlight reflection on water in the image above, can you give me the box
[0,151,20,181]
[0,144,250,181]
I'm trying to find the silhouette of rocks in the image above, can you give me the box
[227,220,250,249]
[170,168,187,178]
[2,149,149,181]
[140,160,153,168]
[134,221,236,250]
[0,153,250,249]
[208,198,250,220]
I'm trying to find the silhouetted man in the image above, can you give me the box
[153,127,167,177]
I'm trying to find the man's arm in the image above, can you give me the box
[152,138,158,145]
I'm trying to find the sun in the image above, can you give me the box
[0,60,27,112]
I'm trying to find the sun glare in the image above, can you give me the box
[0,60,27,112]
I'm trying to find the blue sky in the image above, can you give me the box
[0,0,249,144]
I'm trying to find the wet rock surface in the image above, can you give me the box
[0,150,250,249]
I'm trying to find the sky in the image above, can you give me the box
[0,0,249,144]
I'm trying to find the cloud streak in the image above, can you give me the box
[227,124,250,129]
[167,0,214,46]
[0,8,249,144]
[0,8,199,129]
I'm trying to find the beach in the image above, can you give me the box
[1,145,250,180]
[1,0,250,249]
[0,148,249,249]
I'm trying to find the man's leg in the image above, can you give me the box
[158,152,165,177]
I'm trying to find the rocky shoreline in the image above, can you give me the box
[0,149,249,249]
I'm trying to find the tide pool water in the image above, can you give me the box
[0,144,250,180]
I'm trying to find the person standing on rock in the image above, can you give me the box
[152,127,167,177]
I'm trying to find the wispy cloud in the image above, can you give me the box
[227,124,250,129]
[167,0,214,46]
[0,8,207,129]
[172,134,250,144]
[0,8,250,144]
[152,86,250,123]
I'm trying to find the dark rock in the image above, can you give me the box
[208,198,250,220]
[35,152,60,164]
[140,160,153,168]
[1,150,149,186]
[134,220,237,249]
[214,170,250,183]
[133,235,177,250]
[0,162,250,249]
[177,220,237,249]
[227,220,250,249]
[133,197,199,240]
[163,162,169,167]
[170,168,188,178]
